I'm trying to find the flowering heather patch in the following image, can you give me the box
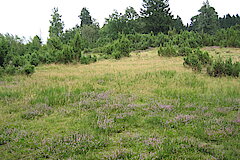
[97,115,115,130]
[175,114,196,123]
[144,137,163,149]
[216,107,233,114]
[103,149,135,160]
[205,127,237,139]
[184,104,196,109]
[166,114,196,125]
[70,91,111,110]
[0,127,18,145]
[233,115,240,123]
[114,112,135,119]
[81,91,111,100]
[145,100,175,113]
[21,104,53,120]
[97,79,106,85]
[41,133,108,158]
[127,103,146,109]
[113,93,138,105]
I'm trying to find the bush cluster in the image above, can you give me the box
[99,35,131,59]
[80,55,97,64]
[1,25,240,76]
[183,49,212,72]
[207,58,240,77]
[183,49,239,77]
[158,44,193,57]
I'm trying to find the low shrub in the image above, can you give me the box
[158,44,178,57]
[158,44,193,57]
[112,51,122,60]
[183,49,212,72]
[184,53,202,71]
[21,104,53,120]
[30,52,41,66]
[101,44,114,55]
[80,55,97,65]
[178,46,193,56]
[113,35,131,58]
[23,64,35,76]
[4,65,17,75]
[207,58,240,77]
[0,66,4,76]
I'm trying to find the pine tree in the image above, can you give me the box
[79,7,93,27]
[49,7,64,38]
[173,16,185,32]
[140,0,174,34]
[190,0,219,34]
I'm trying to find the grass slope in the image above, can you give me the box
[0,47,239,159]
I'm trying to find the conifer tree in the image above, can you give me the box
[190,0,219,34]
[49,7,64,38]
[79,7,93,27]
[141,0,174,34]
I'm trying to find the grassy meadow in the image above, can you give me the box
[0,47,239,159]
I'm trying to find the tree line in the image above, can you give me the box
[0,0,240,76]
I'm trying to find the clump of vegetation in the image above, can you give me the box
[80,55,97,64]
[21,104,53,120]
[113,35,131,58]
[158,44,178,57]
[100,35,131,59]
[207,58,240,77]
[183,49,239,77]
[0,66,4,77]
[23,64,35,76]
[183,49,212,72]
[158,43,193,57]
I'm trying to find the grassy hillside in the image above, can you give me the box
[0,47,239,159]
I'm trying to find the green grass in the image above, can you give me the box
[0,47,239,159]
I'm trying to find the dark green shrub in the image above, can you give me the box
[47,36,63,50]
[4,65,17,75]
[155,32,170,47]
[158,44,178,57]
[102,44,114,55]
[183,49,212,72]
[215,26,240,47]
[31,52,40,66]
[23,64,35,76]
[0,66,4,76]
[184,54,202,71]
[11,55,28,67]
[171,31,202,48]
[59,45,74,64]
[178,46,193,56]
[194,49,212,66]
[207,58,240,77]
[113,51,122,60]
[80,55,97,65]
[113,35,131,58]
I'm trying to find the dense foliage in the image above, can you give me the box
[183,49,240,77]
[207,58,240,77]
[190,0,219,34]
[0,0,239,77]
[183,49,212,72]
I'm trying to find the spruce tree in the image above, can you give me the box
[79,7,93,27]
[190,0,219,34]
[49,7,64,38]
[141,0,174,34]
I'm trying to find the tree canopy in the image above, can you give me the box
[190,0,219,34]
[79,7,93,27]
[49,7,64,38]
[141,0,174,34]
